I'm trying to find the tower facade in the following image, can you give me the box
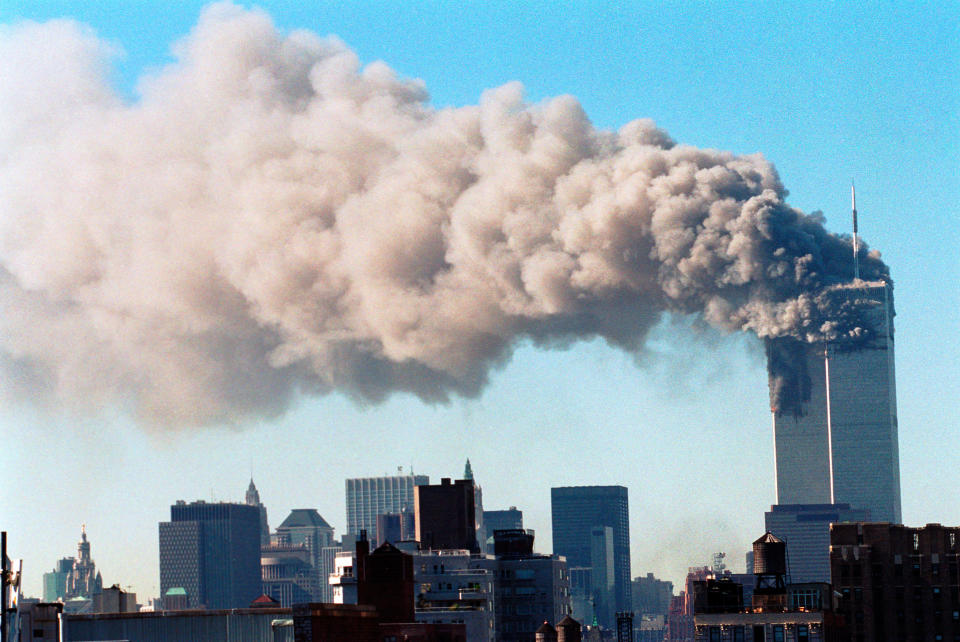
[272,508,337,602]
[64,527,102,599]
[43,557,73,602]
[551,486,631,625]
[771,280,901,522]
[158,500,261,609]
[245,478,270,547]
[345,473,429,541]
[414,477,478,552]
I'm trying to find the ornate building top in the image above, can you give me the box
[65,525,102,599]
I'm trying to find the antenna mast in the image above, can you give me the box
[851,181,860,281]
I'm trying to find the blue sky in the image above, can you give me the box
[2,1,957,599]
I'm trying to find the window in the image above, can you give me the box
[797,625,809,642]
[773,625,785,642]
[733,626,745,642]
[710,626,721,642]
[753,625,766,642]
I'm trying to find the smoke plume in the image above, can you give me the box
[0,4,889,426]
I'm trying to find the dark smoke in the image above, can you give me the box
[0,5,891,427]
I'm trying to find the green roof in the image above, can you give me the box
[165,587,187,596]
[277,509,332,530]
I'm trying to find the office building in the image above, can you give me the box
[261,544,317,606]
[493,529,572,642]
[764,503,868,583]
[632,573,674,618]
[158,500,261,609]
[766,281,901,589]
[484,507,524,554]
[415,477,478,552]
[244,477,270,547]
[831,522,960,642]
[346,473,429,542]
[64,527,102,599]
[771,281,900,521]
[42,557,73,602]
[91,585,138,613]
[590,526,615,628]
[551,486,631,623]
[270,507,337,602]
[376,509,415,546]
[464,459,486,551]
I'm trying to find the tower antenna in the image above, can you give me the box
[851,181,860,281]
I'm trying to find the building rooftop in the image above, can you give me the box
[277,509,332,530]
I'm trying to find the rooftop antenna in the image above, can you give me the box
[851,181,860,281]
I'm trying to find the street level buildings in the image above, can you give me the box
[830,522,960,642]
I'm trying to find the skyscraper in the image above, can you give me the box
[245,478,270,547]
[65,526,102,599]
[158,500,261,609]
[551,486,631,624]
[767,279,901,582]
[483,507,523,554]
[345,473,429,541]
[42,557,73,602]
[771,280,900,522]
[272,508,337,602]
[414,477,478,552]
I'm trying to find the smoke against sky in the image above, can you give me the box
[0,3,888,427]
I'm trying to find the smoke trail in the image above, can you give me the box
[0,4,889,426]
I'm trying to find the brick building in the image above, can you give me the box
[830,522,960,642]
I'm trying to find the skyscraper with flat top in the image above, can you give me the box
[767,279,901,583]
[345,473,429,541]
[551,485,631,625]
[159,500,261,609]
[772,280,901,522]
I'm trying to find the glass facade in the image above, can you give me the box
[159,501,261,609]
[772,281,901,523]
[550,486,631,625]
[345,475,429,540]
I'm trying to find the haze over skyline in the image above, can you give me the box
[2,1,957,601]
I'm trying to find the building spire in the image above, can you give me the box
[851,181,860,281]
[463,458,474,480]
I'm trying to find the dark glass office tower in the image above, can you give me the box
[159,500,261,609]
[551,486,631,623]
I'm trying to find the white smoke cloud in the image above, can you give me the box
[0,3,886,426]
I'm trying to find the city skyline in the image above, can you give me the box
[2,0,958,604]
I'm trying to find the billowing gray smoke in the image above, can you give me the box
[0,4,889,427]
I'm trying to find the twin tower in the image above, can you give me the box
[767,279,901,581]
